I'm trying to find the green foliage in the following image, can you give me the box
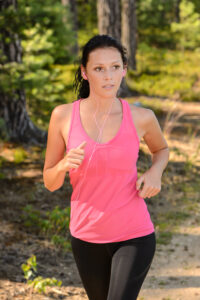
[0,62,26,94]
[0,0,76,127]
[173,143,200,172]
[21,24,66,105]
[21,205,71,251]
[127,46,200,101]
[164,211,191,223]
[137,0,177,47]
[76,0,97,32]
[21,255,62,294]
[0,118,9,141]
[14,147,28,164]
[18,0,75,106]
[18,0,76,63]
[0,155,7,167]
[77,28,99,56]
[155,209,191,245]
[21,254,37,280]
[137,0,174,29]
[22,204,41,228]
[52,64,78,103]
[30,276,62,294]
[157,231,173,245]
[51,235,71,250]
[137,0,200,48]
[171,0,200,50]
[45,205,71,234]
[0,172,6,179]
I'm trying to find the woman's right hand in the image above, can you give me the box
[64,141,87,172]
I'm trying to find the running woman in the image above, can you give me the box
[43,34,170,300]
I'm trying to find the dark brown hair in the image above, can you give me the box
[73,34,128,99]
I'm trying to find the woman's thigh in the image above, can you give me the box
[106,232,156,300]
[70,235,112,300]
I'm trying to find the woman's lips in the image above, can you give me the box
[102,85,114,89]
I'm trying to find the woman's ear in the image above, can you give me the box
[122,66,127,77]
[81,65,88,80]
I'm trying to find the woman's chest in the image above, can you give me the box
[62,103,143,148]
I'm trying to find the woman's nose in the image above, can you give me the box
[103,70,112,79]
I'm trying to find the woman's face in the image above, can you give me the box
[81,47,127,98]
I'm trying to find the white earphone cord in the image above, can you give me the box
[73,98,115,202]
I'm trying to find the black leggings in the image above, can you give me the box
[70,232,156,300]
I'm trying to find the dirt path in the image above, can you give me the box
[139,217,200,300]
[0,98,200,300]
[1,217,199,300]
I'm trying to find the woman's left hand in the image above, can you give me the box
[136,167,162,198]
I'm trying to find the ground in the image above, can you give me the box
[0,97,200,300]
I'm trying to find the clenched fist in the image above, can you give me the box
[64,141,87,172]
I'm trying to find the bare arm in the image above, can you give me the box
[43,104,87,192]
[136,109,170,198]
[43,105,69,192]
[143,109,169,176]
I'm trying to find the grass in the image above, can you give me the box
[154,210,191,245]
[157,231,173,245]
[153,153,199,245]
[21,204,72,252]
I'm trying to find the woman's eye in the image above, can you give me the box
[95,65,120,71]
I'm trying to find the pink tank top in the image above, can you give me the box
[66,98,155,243]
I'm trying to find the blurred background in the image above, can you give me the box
[0,1,200,299]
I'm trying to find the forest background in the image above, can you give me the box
[0,1,200,299]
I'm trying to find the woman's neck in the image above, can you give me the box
[81,96,120,117]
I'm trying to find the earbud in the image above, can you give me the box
[82,72,88,80]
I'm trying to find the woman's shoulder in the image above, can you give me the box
[51,102,74,120]
[48,102,74,134]
[128,102,155,124]
[126,102,157,140]
[49,102,76,145]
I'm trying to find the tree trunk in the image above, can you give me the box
[0,92,47,145]
[61,0,79,56]
[121,0,137,70]
[97,0,121,40]
[174,0,181,23]
[0,0,47,145]
[97,0,134,97]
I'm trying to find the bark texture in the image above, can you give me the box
[97,0,121,40]
[97,0,135,97]
[121,0,137,70]
[0,0,47,145]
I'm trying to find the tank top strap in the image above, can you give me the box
[72,99,80,124]
[66,99,79,151]
[122,99,140,144]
